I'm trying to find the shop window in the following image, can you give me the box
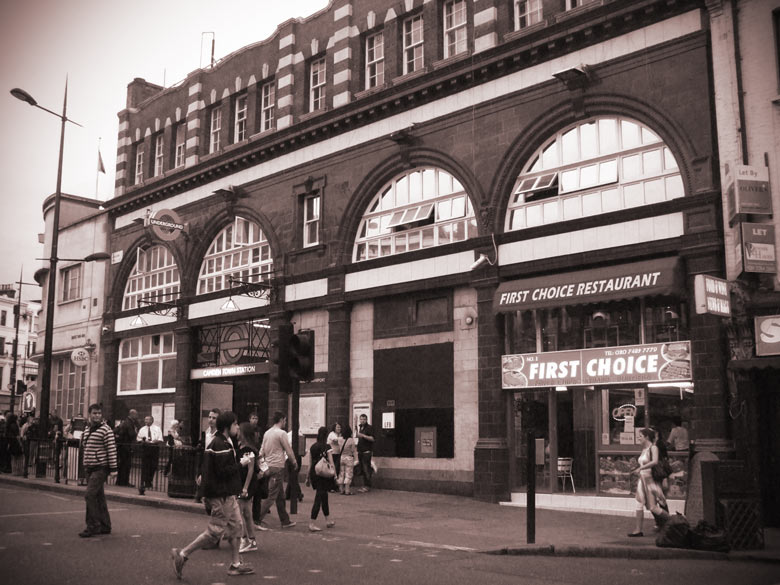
[643,299,688,343]
[374,291,452,339]
[197,217,273,295]
[373,343,454,458]
[354,167,477,262]
[117,333,176,394]
[506,116,683,232]
[53,357,86,421]
[122,245,180,311]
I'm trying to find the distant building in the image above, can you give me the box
[101,0,731,509]
[34,193,109,424]
[0,286,39,413]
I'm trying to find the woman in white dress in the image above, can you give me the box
[628,427,669,537]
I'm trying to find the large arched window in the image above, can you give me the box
[353,167,477,262]
[197,217,273,295]
[505,116,683,231]
[122,245,180,310]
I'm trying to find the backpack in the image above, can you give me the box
[655,513,692,549]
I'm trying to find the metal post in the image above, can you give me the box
[289,378,300,515]
[526,431,536,544]
[8,271,22,414]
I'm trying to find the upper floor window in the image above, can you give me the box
[197,217,273,295]
[403,15,425,75]
[515,0,542,30]
[303,194,320,247]
[174,123,186,168]
[353,167,477,262]
[0,310,6,327]
[310,57,326,113]
[234,94,247,143]
[122,245,180,311]
[443,0,467,59]
[366,32,385,89]
[153,134,164,177]
[505,116,683,232]
[118,333,176,394]
[209,107,222,153]
[134,143,144,185]
[61,264,81,302]
[261,81,275,132]
[566,0,598,9]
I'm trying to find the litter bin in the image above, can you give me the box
[167,445,197,498]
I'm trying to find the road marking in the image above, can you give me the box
[40,492,69,502]
[0,508,127,519]
[262,576,278,580]
[7,531,23,535]
[308,569,323,573]
[42,542,53,546]
[350,564,363,568]
[130,535,141,538]
[390,559,403,563]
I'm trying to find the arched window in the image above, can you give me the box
[197,217,273,295]
[353,167,477,262]
[122,245,180,311]
[505,116,683,231]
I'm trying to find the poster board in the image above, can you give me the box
[352,402,372,433]
[299,394,326,435]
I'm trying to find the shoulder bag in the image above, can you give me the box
[314,449,336,478]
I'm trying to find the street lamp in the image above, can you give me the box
[11,80,84,443]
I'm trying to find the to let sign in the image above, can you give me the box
[726,164,772,221]
[694,274,731,316]
[735,222,777,274]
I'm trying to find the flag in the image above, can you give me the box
[97,150,106,174]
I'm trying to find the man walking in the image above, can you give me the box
[115,409,139,487]
[255,411,297,530]
[136,415,163,495]
[356,414,375,492]
[79,404,117,537]
[171,411,254,578]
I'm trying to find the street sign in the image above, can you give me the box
[755,315,780,356]
[694,274,731,316]
[22,391,35,413]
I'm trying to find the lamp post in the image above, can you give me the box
[11,81,81,444]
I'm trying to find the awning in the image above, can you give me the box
[494,257,683,313]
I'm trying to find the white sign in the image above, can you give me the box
[382,412,395,429]
[70,347,91,367]
[111,250,123,264]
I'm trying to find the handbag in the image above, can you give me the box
[651,457,672,482]
[314,454,335,478]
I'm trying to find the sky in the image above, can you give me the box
[0,0,329,300]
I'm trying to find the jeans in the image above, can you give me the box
[85,466,111,533]
[311,487,330,520]
[359,451,373,488]
[257,467,291,526]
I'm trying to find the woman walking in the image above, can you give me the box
[337,425,358,495]
[326,422,344,487]
[237,423,259,553]
[628,427,669,537]
[308,426,336,532]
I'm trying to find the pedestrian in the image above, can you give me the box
[667,416,690,451]
[237,422,259,554]
[255,411,297,530]
[171,411,254,578]
[308,426,336,532]
[326,422,344,486]
[5,413,22,471]
[136,415,163,495]
[196,408,221,504]
[337,425,358,495]
[628,427,669,537]
[163,419,184,476]
[79,403,118,537]
[115,409,139,487]
[48,410,64,439]
[248,412,265,526]
[356,414,375,492]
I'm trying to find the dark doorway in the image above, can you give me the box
[756,370,780,527]
[232,376,269,429]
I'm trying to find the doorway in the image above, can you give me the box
[233,375,268,429]
[756,369,780,527]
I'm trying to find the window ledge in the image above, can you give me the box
[300,108,329,122]
[391,68,429,86]
[553,0,604,24]
[58,297,83,307]
[355,84,388,100]
[503,20,550,43]
[249,128,277,141]
[288,243,327,261]
[432,52,471,71]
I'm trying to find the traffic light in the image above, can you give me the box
[16,380,26,395]
[270,323,293,393]
[289,329,314,382]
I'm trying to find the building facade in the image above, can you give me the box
[35,194,109,425]
[708,0,780,527]
[0,287,38,414]
[102,0,731,507]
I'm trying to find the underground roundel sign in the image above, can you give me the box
[149,208,186,242]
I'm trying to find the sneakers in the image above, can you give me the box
[171,548,187,580]
[227,562,255,576]
[78,529,97,538]
[281,521,296,529]
[239,538,257,553]
[254,522,271,532]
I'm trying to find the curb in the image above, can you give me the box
[488,545,729,561]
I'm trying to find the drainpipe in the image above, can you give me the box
[732,0,748,164]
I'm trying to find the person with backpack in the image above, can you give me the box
[628,427,669,537]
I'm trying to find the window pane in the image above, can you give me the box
[510,208,526,230]
[120,363,138,391]
[526,204,543,227]
[599,119,618,153]
[140,361,160,390]
[580,164,598,187]
[644,178,665,204]
[582,192,601,215]
[664,147,678,170]
[563,196,582,220]
[622,155,641,180]
[665,175,684,199]
[541,141,558,168]
[394,234,407,253]
[396,175,408,206]
[162,358,176,388]
[623,183,644,207]
[601,188,620,211]
[561,169,578,192]
[421,169,435,200]
[643,150,662,176]
[621,120,640,149]
[580,122,597,158]
[599,159,618,183]
[561,128,578,164]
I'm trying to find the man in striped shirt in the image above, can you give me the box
[79,403,118,538]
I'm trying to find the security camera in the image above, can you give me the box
[469,254,489,271]
[102,326,111,334]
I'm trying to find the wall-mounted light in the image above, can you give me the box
[469,234,499,271]
[129,314,148,328]
[552,64,593,90]
[219,297,239,312]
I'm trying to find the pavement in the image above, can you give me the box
[1,472,778,564]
